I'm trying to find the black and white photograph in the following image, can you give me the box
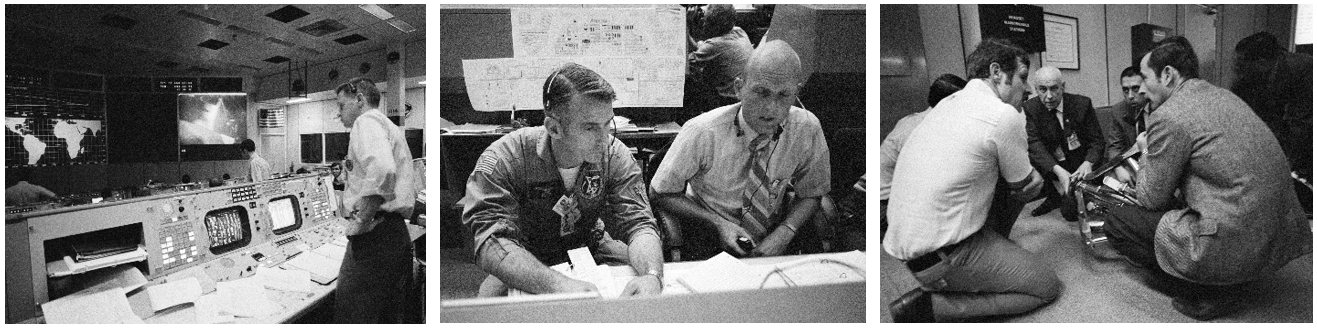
[5,4,427,324]
[880,4,1312,322]
[437,4,867,322]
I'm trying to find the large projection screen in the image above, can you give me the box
[178,93,247,145]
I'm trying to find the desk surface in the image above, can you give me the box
[27,224,425,324]
[440,122,681,139]
[439,252,867,322]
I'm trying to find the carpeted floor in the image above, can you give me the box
[879,199,1314,322]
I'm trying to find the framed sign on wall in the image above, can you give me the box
[1043,13,1080,70]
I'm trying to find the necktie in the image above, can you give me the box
[741,133,774,237]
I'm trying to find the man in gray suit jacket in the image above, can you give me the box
[1107,36,1312,320]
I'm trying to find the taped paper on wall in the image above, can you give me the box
[511,6,686,58]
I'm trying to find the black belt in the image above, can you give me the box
[905,242,959,273]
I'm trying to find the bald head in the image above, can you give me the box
[743,40,803,85]
[1033,66,1063,85]
[736,40,803,135]
[1033,66,1066,110]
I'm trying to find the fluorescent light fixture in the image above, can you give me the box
[386,17,417,33]
[418,80,426,85]
[286,97,312,104]
[358,4,394,20]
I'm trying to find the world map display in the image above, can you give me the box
[5,117,107,167]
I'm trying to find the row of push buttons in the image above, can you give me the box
[160,226,199,268]
[231,187,258,203]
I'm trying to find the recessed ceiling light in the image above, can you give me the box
[266,5,311,23]
[333,34,368,45]
[197,39,230,50]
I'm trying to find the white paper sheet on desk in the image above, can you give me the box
[311,242,347,261]
[146,277,202,312]
[444,123,499,134]
[143,303,195,324]
[256,267,313,293]
[84,264,148,293]
[42,286,144,324]
[282,249,341,280]
[674,252,762,293]
[165,266,217,294]
[194,295,235,324]
[216,277,282,318]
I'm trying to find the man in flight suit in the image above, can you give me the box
[462,63,664,297]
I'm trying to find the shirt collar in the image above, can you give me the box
[536,126,553,162]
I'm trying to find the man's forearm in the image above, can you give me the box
[779,196,820,232]
[626,230,664,278]
[653,191,728,231]
[478,238,571,294]
[351,195,385,221]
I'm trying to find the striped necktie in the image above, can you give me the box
[741,133,774,237]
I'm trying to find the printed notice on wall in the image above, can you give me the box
[462,6,687,112]
[462,56,685,111]
[511,6,686,58]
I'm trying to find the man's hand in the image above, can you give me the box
[715,221,754,256]
[1113,166,1135,186]
[1021,169,1044,201]
[751,226,795,257]
[1052,166,1072,194]
[620,274,662,297]
[551,277,599,294]
[1071,162,1093,181]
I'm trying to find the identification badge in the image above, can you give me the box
[1067,132,1081,151]
[554,195,580,236]
[1054,146,1067,162]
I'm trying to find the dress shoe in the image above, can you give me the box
[889,288,935,322]
[1031,198,1060,217]
[1172,295,1241,321]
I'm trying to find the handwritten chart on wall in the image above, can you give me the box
[462,6,686,112]
[511,7,685,58]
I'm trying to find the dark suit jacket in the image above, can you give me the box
[1023,93,1104,174]
[1104,99,1145,160]
[1137,79,1311,285]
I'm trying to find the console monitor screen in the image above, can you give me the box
[204,206,251,254]
[268,195,302,234]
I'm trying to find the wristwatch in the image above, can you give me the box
[645,269,661,284]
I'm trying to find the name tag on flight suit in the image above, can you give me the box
[553,195,581,236]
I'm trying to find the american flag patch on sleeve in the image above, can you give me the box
[474,152,499,175]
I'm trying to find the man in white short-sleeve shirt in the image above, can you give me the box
[883,38,1057,322]
[332,77,416,323]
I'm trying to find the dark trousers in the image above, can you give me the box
[909,229,1061,321]
[335,213,412,323]
[987,177,1025,237]
[1040,166,1081,220]
[1102,205,1252,299]
[1103,205,1166,269]
[680,221,815,261]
